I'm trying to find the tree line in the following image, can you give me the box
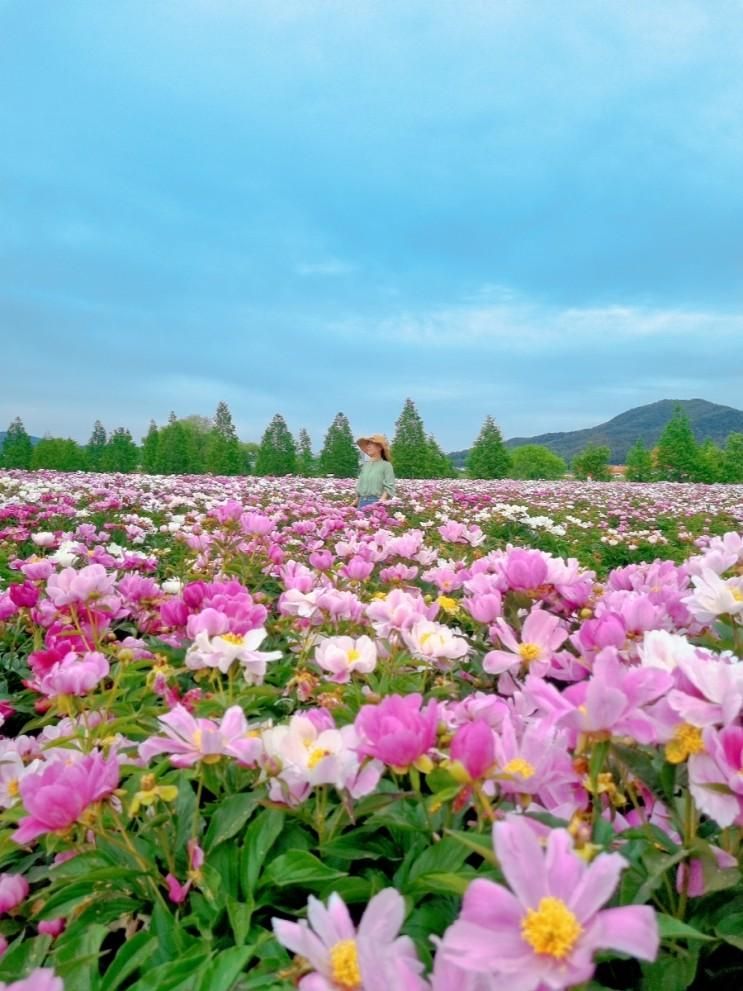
[1,401,741,482]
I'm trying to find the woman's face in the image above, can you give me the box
[365,441,382,458]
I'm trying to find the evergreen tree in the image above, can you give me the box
[206,401,242,475]
[239,442,259,475]
[697,439,723,484]
[572,444,611,481]
[721,433,743,483]
[141,421,160,473]
[424,434,457,478]
[102,428,139,473]
[509,445,567,480]
[319,413,358,477]
[31,437,85,471]
[86,420,108,471]
[625,440,654,482]
[255,414,297,476]
[1,417,33,469]
[155,420,193,474]
[297,429,316,477]
[467,416,511,479]
[391,399,428,478]
[655,406,701,482]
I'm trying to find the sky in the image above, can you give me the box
[1,0,743,450]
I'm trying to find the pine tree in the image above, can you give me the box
[509,445,567,480]
[697,439,723,484]
[297,429,316,476]
[155,420,192,474]
[721,433,743,483]
[467,416,511,479]
[141,421,160,473]
[625,440,654,482]
[255,414,297,476]
[391,399,428,478]
[86,420,108,471]
[572,444,611,481]
[206,401,242,475]
[1,417,33,469]
[319,413,358,477]
[424,434,456,478]
[655,406,701,482]
[102,428,139,473]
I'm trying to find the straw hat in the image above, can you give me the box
[356,433,392,461]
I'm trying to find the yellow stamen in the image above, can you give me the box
[329,939,361,989]
[521,896,583,959]
[220,632,244,645]
[307,747,331,769]
[665,723,704,765]
[502,757,536,779]
[518,643,542,664]
[346,648,360,664]
[7,779,19,798]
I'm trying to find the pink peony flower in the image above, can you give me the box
[314,635,378,683]
[37,918,66,937]
[437,815,658,990]
[688,725,743,827]
[483,607,568,678]
[273,888,428,991]
[37,650,109,697]
[0,969,64,991]
[355,693,439,771]
[450,720,495,781]
[139,704,262,768]
[12,753,119,845]
[0,873,29,913]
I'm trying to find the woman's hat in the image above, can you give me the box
[356,433,392,461]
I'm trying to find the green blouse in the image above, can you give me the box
[356,458,395,498]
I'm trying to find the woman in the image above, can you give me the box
[354,433,395,509]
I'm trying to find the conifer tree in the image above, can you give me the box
[625,440,654,482]
[206,401,242,475]
[697,439,723,484]
[255,414,297,476]
[86,420,108,471]
[467,416,511,479]
[655,406,701,482]
[424,434,456,478]
[721,433,743,483]
[102,428,139,473]
[297,429,315,476]
[1,417,33,469]
[141,421,160,473]
[319,413,358,477]
[391,399,428,478]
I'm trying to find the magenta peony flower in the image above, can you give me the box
[37,650,109,697]
[450,720,495,781]
[273,889,428,991]
[0,873,29,913]
[12,753,119,845]
[437,815,658,990]
[355,693,439,771]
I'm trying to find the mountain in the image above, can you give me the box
[449,399,743,467]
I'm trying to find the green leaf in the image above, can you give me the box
[52,922,108,991]
[127,945,212,991]
[101,933,159,991]
[409,870,476,896]
[716,913,743,950]
[656,913,714,942]
[261,850,347,890]
[0,935,52,982]
[195,945,255,991]
[205,793,260,852]
[401,837,469,891]
[641,946,699,990]
[242,808,285,899]
[226,894,253,945]
[443,829,498,866]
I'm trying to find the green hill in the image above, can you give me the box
[450,399,743,467]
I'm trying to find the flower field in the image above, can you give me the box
[0,470,742,991]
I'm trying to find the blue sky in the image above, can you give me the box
[1,0,743,450]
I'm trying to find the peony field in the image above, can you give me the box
[1,469,743,991]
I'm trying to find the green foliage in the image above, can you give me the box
[697,438,724,484]
[721,433,743,483]
[255,414,297,476]
[508,444,567,480]
[141,421,159,473]
[467,416,511,479]
[655,406,701,482]
[424,434,456,478]
[392,398,428,478]
[206,402,242,475]
[625,440,655,482]
[86,420,108,471]
[102,427,140,473]
[319,413,358,477]
[31,437,86,471]
[573,443,611,481]
[296,428,316,477]
[1,417,33,469]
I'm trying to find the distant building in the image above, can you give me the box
[609,464,627,479]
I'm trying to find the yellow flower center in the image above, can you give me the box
[437,595,459,614]
[665,723,704,765]
[347,648,361,664]
[518,643,542,664]
[221,632,244,645]
[307,747,331,769]
[521,896,583,959]
[502,757,536,779]
[731,587,743,602]
[419,631,434,647]
[329,939,361,989]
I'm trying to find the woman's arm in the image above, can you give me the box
[379,462,395,502]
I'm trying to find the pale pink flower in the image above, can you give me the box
[402,619,469,666]
[139,704,262,768]
[185,627,281,683]
[0,969,64,991]
[314,636,378,683]
[483,607,568,678]
[0,873,29,913]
